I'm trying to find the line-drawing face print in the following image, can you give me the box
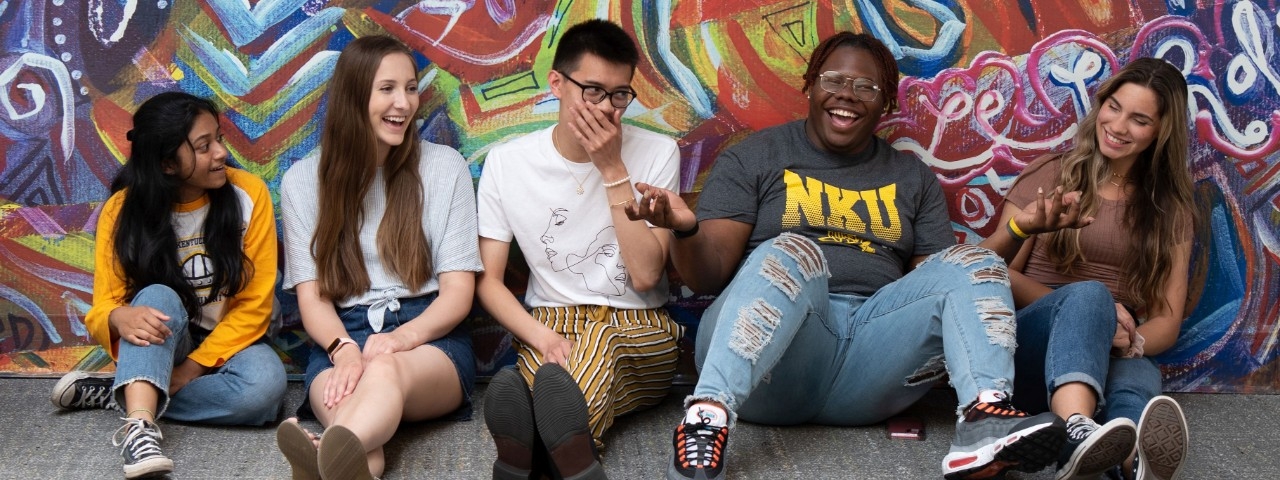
[540,207,627,295]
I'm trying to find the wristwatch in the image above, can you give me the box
[326,337,357,362]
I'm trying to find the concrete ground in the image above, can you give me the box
[5,377,1279,479]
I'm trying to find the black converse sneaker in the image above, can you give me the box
[51,371,115,410]
[1056,414,1137,480]
[112,417,173,479]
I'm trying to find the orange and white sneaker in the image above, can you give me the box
[666,406,729,480]
[943,398,1066,479]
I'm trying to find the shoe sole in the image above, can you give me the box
[943,419,1066,479]
[532,363,606,480]
[1056,418,1137,480]
[51,371,112,409]
[485,367,537,480]
[1137,396,1188,480]
[277,419,321,480]
[317,425,375,480]
[123,456,173,479]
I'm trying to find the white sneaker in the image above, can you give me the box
[1135,396,1188,480]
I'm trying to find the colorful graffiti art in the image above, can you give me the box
[1,1,1276,393]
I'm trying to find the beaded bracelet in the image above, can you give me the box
[603,175,631,188]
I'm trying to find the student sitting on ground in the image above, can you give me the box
[53,91,286,479]
[476,19,683,480]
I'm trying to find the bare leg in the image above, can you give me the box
[1050,382,1097,419]
[310,345,462,477]
[123,381,161,422]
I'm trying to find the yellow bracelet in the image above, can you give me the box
[127,408,155,419]
[610,199,633,208]
[1007,217,1030,240]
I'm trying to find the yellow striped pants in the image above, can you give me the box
[515,305,683,448]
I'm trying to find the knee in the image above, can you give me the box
[1055,281,1118,326]
[363,354,404,385]
[132,284,190,329]
[1059,281,1116,307]
[761,232,829,281]
[931,244,1010,286]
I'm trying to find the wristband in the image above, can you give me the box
[326,337,357,362]
[1007,217,1030,240]
[673,222,699,239]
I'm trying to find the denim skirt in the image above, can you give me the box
[299,293,475,420]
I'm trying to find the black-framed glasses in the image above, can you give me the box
[817,71,881,102]
[557,70,637,109]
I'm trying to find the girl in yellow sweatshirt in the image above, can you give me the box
[51,91,286,479]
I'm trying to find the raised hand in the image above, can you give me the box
[565,103,624,167]
[1013,186,1095,235]
[629,182,696,232]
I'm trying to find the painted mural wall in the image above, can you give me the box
[1,0,1276,393]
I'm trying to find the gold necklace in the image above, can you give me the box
[1108,171,1127,187]
[552,128,591,195]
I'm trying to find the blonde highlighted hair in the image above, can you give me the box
[1043,57,1195,312]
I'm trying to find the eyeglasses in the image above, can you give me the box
[817,71,881,102]
[557,71,637,109]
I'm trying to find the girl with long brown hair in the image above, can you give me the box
[1000,57,1196,480]
[275,35,481,479]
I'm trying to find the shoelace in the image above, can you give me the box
[675,419,727,469]
[74,384,113,408]
[112,418,164,459]
[1065,416,1098,442]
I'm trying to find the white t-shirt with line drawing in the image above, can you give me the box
[478,124,680,309]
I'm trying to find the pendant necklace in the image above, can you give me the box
[553,128,591,195]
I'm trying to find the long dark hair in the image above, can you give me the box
[312,35,430,301]
[110,91,247,319]
[1043,57,1194,311]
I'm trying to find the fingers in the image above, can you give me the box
[323,363,362,409]
[567,104,620,154]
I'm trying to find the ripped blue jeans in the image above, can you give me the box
[691,234,1017,426]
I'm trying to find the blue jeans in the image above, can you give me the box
[1012,281,1116,414]
[691,235,1018,426]
[112,285,287,426]
[1099,356,1162,423]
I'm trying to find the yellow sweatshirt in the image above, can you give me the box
[86,167,278,368]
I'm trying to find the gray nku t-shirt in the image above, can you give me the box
[696,120,954,296]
